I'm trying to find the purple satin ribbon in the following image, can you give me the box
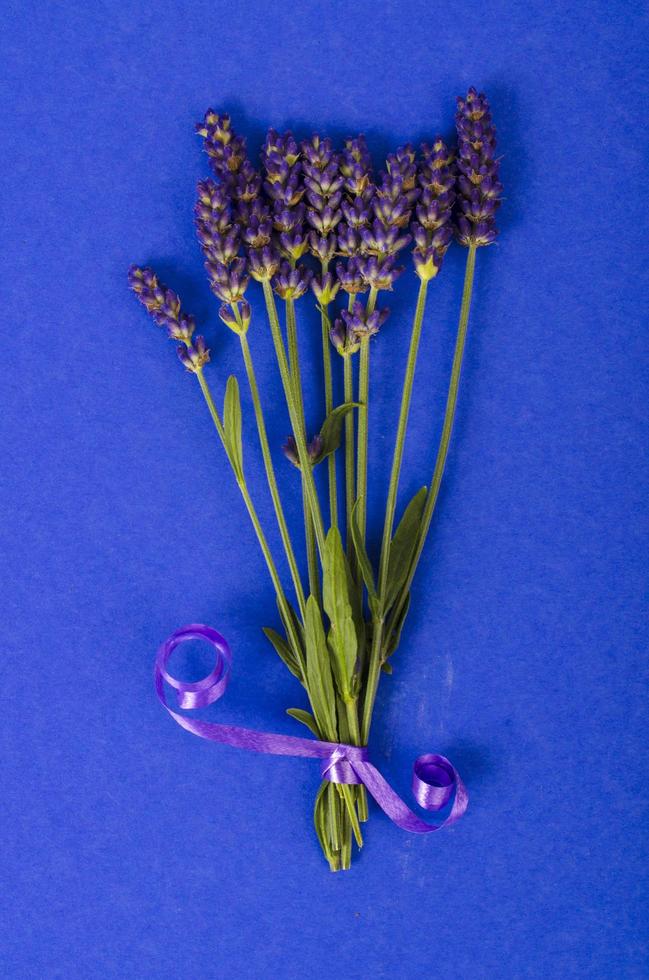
[155,624,468,834]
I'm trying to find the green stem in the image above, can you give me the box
[320,261,338,529]
[355,286,378,552]
[285,297,321,601]
[262,281,326,557]
[238,332,306,619]
[360,279,430,739]
[386,246,478,664]
[377,278,429,598]
[194,368,302,662]
[343,351,356,568]
[344,699,369,822]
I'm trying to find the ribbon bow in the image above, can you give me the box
[155,624,468,834]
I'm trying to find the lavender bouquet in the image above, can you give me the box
[130,88,501,870]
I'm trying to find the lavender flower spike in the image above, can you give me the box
[455,87,502,246]
[411,136,456,280]
[128,266,196,344]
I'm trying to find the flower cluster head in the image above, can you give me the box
[177,335,211,373]
[272,261,313,300]
[330,301,389,356]
[128,265,210,371]
[282,433,324,468]
[311,271,340,306]
[455,88,502,246]
[411,137,456,280]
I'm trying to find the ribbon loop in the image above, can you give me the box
[155,624,468,835]
[413,753,456,810]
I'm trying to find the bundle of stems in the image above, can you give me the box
[129,88,500,869]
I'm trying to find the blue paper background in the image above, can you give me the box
[2,1,647,976]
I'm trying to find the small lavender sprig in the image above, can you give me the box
[382,87,503,699]
[360,137,458,741]
[194,119,308,618]
[127,266,305,653]
[260,129,323,599]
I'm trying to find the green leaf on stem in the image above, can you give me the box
[350,499,377,599]
[223,375,243,481]
[286,707,320,737]
[304,596,337,740]
[262,627,302,679]
[315,403,360,464]
[384,487,427,610]
[322,528,358,701]
[383,591,412,663]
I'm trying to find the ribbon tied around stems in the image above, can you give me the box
[155,624,468,834]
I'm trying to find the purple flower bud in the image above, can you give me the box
[272,205,305,233]
[264,175,305,207]
[304,162,343,199]
[341,197,372,229]
[336,257,369,295]
[262,130,300,167]
[373,195,412,228]
[206,257,249,303]
[341,135,372,172]
[360,220,411,257]
[218,304,239,331]
[248,246,281,282]
[311,272,340,306]
[242,217,273,248]
[263,154,293,186]
[336,223,359,256]
[307,205,342,235]
[197,225,240,265]
[456,216,497,246]
[386,144,418,191]
[301,134,335,171]
[272,261,313,300]
[358,255,403,291]
[330,316,361,357]
[167,312,196,343]
[341,300,389,340]
[308,232,337,263]
[282,433,323,467]
[279,229,309,261]
[218,299,251,335]
[177,335,211,373]
[230,161,262,203]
